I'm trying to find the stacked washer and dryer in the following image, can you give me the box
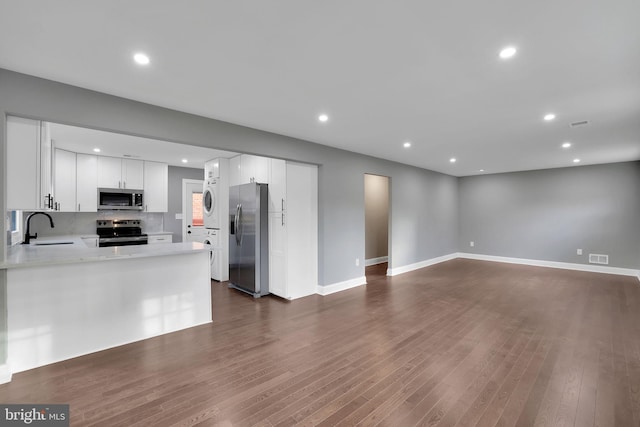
[203,158,229,281]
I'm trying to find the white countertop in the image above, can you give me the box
[2,235,210,269]
[145,231,173,236]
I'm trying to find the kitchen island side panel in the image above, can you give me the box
[7,250,211,373]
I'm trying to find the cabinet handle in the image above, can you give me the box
[282,213,285,226]
[123,181,126,189]
[118,180,121,189]
[78,203,80,211]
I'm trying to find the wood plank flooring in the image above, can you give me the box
[1,259,640,426]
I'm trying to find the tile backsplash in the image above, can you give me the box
[21,211,165,237]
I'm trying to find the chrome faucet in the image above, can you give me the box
[23,212,55,244]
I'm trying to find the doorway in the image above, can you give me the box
[364,174,390,280]
[182,179,206,243]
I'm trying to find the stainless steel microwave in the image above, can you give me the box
[98,188,144,210]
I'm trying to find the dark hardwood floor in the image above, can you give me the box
[1,259,640,426]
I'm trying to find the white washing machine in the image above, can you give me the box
[203,229,221,281]
[203,178,220,229]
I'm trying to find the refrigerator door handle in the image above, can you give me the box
[234,204,240,245]
[237,204,243,245]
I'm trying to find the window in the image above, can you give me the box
[191,193,203,226]
[8,210,22,245]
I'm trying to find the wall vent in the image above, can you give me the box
[570,120,589,128]
[589,253,609,265]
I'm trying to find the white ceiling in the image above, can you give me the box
[49,122,237,169]
[1,1,639,176]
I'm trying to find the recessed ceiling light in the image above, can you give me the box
[133,53,150,65]
[562,142,571,149]
[181,159,188,163]
[93,148,101,153]
[318,114,329,123]
[573,158,581,163]
[499,46,517,59]
[544,113,556,121]
[450,158,457,163]
[403,141,411,148]
[479,169,485,172]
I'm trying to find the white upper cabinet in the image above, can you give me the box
[76,154,98,212]
[6,116,46,210]
[53,149,77,212]
[268,158,286,213]
[229,156,241,186]
[97,157,144,189]
[143,161,168,212]
[242,155,269,184]
[122,159,144,190]
[97,157,122,188]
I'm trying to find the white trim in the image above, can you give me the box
[365,256,388,266]
[317,276,367,296]
[457,252,640,278]
[387,253,458,276]
[0,364,12,384]
[637,272,640,283]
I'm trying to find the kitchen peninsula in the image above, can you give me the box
[1,240,212,374]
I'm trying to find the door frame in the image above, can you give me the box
[182,178,205,242]
[363,173,392,275]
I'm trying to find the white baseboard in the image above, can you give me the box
[365,256,388,266]
[457,252,640,278]
[317,276,367,296]
[387,253,458,276]
[0,364,12,384]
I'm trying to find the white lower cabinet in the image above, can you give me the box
[268,212,288,298]
[81,236,98,248]
[148,234,173,244]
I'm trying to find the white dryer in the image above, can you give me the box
[203,178,220,229]
[203,228,221,281]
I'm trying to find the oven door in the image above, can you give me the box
[98,236,148,247]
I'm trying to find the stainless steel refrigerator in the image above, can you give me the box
[228,182,269,297]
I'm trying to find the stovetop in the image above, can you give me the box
[97,219,145,238]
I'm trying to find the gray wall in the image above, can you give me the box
[458,162,640,269]
[0,68,459,287]
[365,174,389,260]
[164,166,205,242]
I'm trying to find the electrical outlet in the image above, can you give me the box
[577,249,582,255]
[470,241,475,247]
[355,258,360,267]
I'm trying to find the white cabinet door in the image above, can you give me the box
[229,156,241,186]
[122,159,144,190]
[143,161,168,212]
[40,122,53,208]
[76,154,98,212]
[53,149,77,212]
[97,157,122,188]
[269,211,288,299]
[7,116,41,210]
[268,158,286,213]
[241,154,269,184]
[148,234,173,244]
